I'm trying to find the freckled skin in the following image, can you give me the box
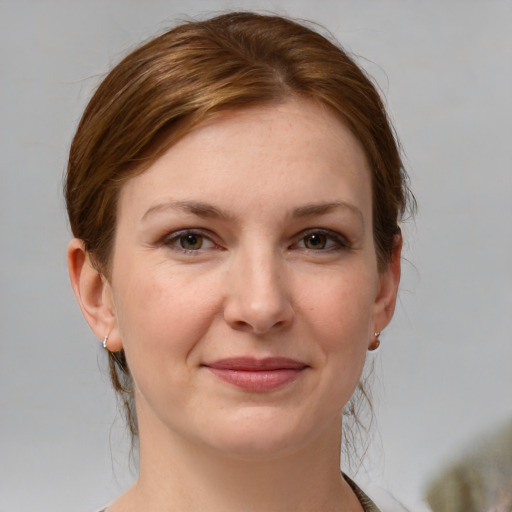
[72,98,400,511]
[109,98,394,457]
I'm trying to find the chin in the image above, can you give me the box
[197,407,334,462]
[210,433,305,462]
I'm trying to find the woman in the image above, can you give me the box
[65,12,412,512]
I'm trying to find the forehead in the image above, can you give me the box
[117,98,372,222]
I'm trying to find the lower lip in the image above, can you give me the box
[207,368,304,392]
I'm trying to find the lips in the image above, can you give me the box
[203,357,309,392]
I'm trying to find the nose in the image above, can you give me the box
[223,249,294,336]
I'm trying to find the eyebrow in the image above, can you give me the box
[141,199,364,226]
[141,200,232,222]
[292,201,364,226]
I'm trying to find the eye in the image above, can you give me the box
[163,230,217,253]
[179,233,204,250]
[294,230,348,251]
[303,233,328,250]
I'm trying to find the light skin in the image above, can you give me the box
[68,98,401,512]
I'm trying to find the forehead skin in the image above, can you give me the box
[115,98,373,250]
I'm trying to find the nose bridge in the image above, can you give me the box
[224,241,293,334]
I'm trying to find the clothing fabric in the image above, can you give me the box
[95,477,380,512]
[345,474,382,512]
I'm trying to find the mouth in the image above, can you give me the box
[202,357,309,392]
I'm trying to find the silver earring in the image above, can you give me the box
[102,334,109,349]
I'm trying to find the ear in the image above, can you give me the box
[371,234,402,343]
[67,238,122,351]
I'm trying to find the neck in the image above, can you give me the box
[113,413,363,512]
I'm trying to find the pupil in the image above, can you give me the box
[181,234,202,249]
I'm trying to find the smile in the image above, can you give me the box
[203,357,309,392]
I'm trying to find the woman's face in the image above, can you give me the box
[104,98,400,459]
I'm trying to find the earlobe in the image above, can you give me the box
[371,235,402,342]
[67,238,122,351]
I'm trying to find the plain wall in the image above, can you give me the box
[1,1,511,511]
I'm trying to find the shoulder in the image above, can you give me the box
[343,474,382,512]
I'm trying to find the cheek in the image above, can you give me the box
[298,266,376,389]
[112,260,222,360]
[299,267,377,342]
[111,268,209,406]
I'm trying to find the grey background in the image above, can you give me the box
[1,1,511,511]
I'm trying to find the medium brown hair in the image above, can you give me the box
[65,11,414,442]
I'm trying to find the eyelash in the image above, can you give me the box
[161,229,218,254]
[292,229,351,252]
[161,228,351,254]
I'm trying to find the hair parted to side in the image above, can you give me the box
[65,11,414,448]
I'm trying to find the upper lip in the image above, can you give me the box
[203,357,309,371]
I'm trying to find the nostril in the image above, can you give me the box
[229,319,257,333]
[222,267,294,335]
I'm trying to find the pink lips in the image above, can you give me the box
[203,357,308,392]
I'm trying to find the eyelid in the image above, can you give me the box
[292,228,351,250]
[158,227,351,253]
[161,228,219,253]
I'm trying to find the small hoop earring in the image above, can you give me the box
[369,331,381,352]
[102,335,109,350]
